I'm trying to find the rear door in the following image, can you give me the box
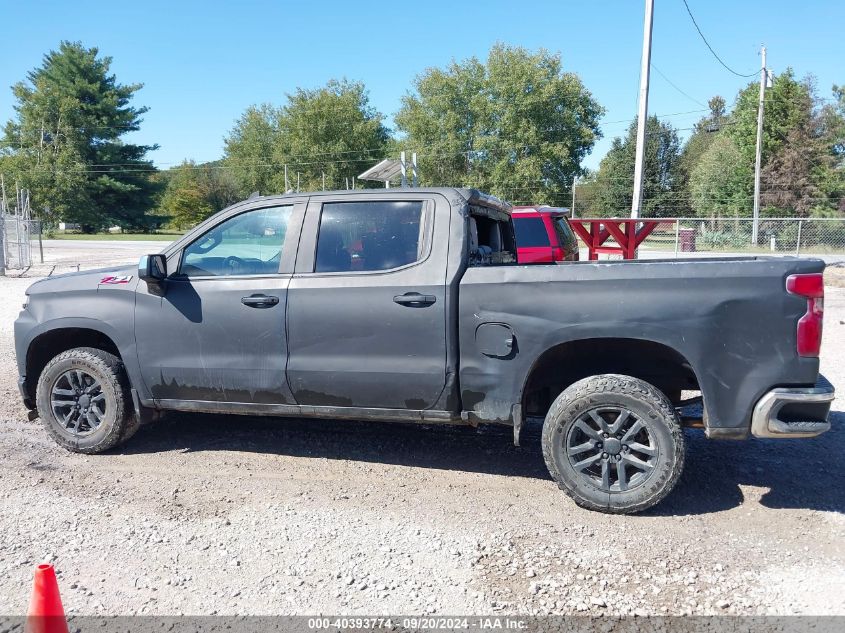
[285,194,448,410]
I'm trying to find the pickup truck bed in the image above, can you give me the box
[460,255,823,438]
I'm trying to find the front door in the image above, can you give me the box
[286,196,447,410]
[135,203,301,406]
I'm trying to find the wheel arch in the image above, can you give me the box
[25,326,123,402]
[520,337,702,421]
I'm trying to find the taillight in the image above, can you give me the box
[786,273,824,357]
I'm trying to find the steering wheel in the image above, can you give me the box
[223,255,247,274]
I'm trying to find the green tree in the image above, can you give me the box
[807,84,845,214]
[1,41,159,231]
[727,69,813,166]
[223,104,278,197]
[158,162,211,229]
[395,44,604,205]
[224,80,389,195]
[275,79,389,191]
[569,169,599,216]
[679,73,845,220]
[828,84,845,161]
[688,133,751,219]
[591,116,683,217]
[158,160,240,229]
[732,75,844,217]
[679,96,727,189]
[198,160,241,213]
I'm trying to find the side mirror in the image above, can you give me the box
[139,254,167,284]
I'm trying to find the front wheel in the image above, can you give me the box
[541,374,685,514]
[35,347,138,454]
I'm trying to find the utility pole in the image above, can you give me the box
[400,151,407,187]
[0,174,6,277]
[752,45,767,245]
[631,0,654,219]
[571,176,578,218]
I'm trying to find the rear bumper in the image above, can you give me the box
[750,376,835,438]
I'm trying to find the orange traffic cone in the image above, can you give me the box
[25,564,69,633]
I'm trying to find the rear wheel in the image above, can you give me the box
[36,347,137,454]
[541,374,685,514]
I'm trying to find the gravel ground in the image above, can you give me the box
[0,249,843,617]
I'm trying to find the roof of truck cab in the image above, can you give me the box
[242,187,513,215]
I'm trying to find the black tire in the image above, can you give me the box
[35,347,137,454]
[542,374,685,514]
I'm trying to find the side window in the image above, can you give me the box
[553,217,577,248]
[315,201,424,273]
[180,205,292,277]
[468,213,517,267]
[513,217,550,247]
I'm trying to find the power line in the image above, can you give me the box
[6,113,718,174]
[650,64,706,107]
[600,108,708,127]
[680,0,758,78]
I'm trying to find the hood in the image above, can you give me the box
[26,264,138,296]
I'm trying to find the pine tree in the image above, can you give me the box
[1,41,159,231]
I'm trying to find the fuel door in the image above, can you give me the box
[476,323,516,358]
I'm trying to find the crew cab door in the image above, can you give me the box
[286,195,448,410]
[135,200,305,406]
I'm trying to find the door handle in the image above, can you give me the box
[393,292,436,306]
[241,294,280,308]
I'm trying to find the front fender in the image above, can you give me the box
[15,290,146,402]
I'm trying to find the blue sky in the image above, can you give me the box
[1,0,842,171]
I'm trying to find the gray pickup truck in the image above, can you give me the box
[15,188,835,513]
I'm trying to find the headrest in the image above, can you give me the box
[468,217,479,251]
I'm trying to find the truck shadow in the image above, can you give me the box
[122,409,844,516]
[124,413,549,480]
[649,409,845,516]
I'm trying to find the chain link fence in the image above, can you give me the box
[1,215,42,271]
[635,217,845,258]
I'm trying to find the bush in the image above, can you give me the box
[698,226,750,249]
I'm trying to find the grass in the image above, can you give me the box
[49,232,183,241]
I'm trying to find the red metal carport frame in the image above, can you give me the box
[568,219,660,260]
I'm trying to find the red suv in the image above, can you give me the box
[512,206,580,263]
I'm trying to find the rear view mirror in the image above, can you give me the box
[139,254,167,283]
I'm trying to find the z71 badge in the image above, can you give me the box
[99,275,133,285]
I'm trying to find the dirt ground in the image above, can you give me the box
[825,264,845,288]
[0,248,843,617]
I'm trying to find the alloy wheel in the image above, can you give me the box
[50,369,107,436]
[565,407,659,492]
